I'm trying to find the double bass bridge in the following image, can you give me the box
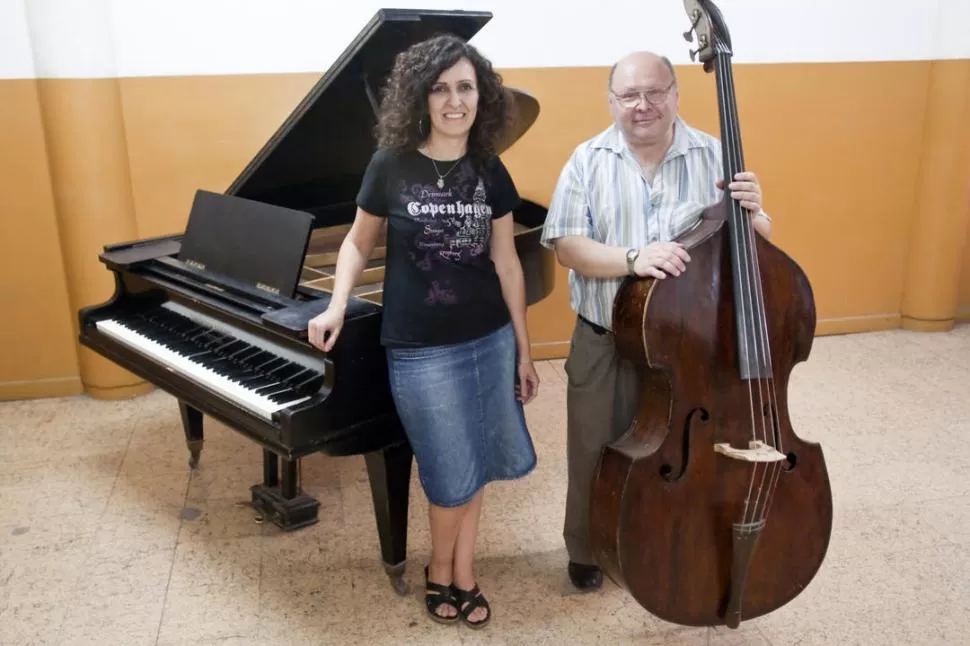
[714,440,786,462]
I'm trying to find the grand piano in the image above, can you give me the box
[77,8,554,593]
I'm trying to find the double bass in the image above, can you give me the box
[588,0,833,629]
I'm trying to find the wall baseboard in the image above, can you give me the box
[0,376,83,401]
[815,313,902,336]
[531,341,570,361]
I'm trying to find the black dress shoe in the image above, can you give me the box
[568,561,602,591]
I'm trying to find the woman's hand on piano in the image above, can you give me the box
[308,305,344,352]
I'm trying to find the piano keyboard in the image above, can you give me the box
[95,301,326,421]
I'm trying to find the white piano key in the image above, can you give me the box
[94,305,324,421]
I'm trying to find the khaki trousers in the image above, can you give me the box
[562,316,640,566]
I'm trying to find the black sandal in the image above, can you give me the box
[452,583,491,629]
[424,566,459,624]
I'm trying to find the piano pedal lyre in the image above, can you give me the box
[249,448,321,532]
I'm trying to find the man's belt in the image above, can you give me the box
[579,315,609,336]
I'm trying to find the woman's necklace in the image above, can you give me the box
[421,144,464,188]
[430,157,461,189]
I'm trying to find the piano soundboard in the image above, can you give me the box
[297,220,538,306]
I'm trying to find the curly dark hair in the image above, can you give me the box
[375,34,512,167]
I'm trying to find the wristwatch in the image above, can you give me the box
[625,248,640,277]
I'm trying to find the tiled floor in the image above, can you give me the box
[1,324,968,645]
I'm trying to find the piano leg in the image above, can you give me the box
[363,440,413,596]
[178,402,204,468]
[250,449,320,531]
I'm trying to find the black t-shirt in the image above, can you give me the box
[355,148,521,348]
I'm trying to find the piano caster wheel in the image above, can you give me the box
[188,451,200,468]
[384,562,409,596]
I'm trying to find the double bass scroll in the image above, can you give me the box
[588,0,833,629]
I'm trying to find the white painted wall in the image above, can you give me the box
[2,0,969,79]
[0,0,35,79]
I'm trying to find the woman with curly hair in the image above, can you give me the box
[307,34,540,628]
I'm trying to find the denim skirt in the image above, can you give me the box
[386,322,537,508]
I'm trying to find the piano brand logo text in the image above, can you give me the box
[185,259,206,270]
[257,282,281,295]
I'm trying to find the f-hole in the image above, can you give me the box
[660,407,709,481]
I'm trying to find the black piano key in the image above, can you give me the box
[265,388,301,403]
[108,309,322,407]
[209,359,249,378]
[268,389,301,404]
[222,339,249,353]
[222,363,251,381]
[185,329,213,343]
[168,341,201,355]
[211,338,244,354]
[290,370,324,393]
[281,367,312,385]
[256,357,287,372]
[228,343,259,360]
[235,374,271,387]
[166,319,197,335]
[202,334,230,348]
[234,347,264,363]
[268,363,304,381]
[285,370,324,393]
[240,350,276,368]
[254,382,287,395]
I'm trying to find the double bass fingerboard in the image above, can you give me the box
[711,48,773,382]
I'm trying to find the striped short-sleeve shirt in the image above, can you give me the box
[540,117,724,330]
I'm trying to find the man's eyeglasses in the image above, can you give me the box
[611,82,675,109]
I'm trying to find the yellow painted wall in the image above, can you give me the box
[961,219,970,321]
[0,80,81,399]
[2,59,969,398]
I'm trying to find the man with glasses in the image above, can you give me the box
[540,51,772,591]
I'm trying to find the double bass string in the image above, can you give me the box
[725,56,785,526]
[713,50,761,528]
[720,52,784,528]
[726,55,778,529]
[715,48,774,531]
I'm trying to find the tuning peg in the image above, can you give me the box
[689,34,709,61]
[684,9,701,41]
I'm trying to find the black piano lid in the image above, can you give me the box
[223,8,539,220]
